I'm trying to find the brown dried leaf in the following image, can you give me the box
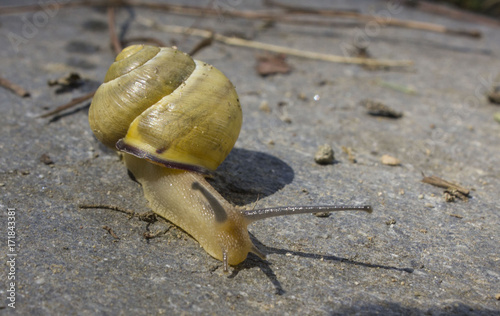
[256,53,291,76]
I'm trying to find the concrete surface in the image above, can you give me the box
[0,0,499,315]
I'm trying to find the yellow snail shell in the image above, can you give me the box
[89,44,242,172]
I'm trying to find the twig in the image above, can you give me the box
[138,19,413,68]
[79,204,158,223]
[421,175,470,196]
[405,0,500,28]
[0,1,481,38]
[108,7,123,54]
[38,90,95,118]
[103,225,120,239]
[0,76,30,97]
[265,0,482,38]
[188,31,214,56]
[79,204,136,216]
[127,0,482,38]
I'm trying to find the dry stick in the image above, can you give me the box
[128,0,481,37]
[39,24,411,119]
[79,204,136,217]
[127,0,481,37]
[108,7,123,54]
[103,225,120,239]
[421,175,470,196]
[0,1,481,38]
[408,0,500,28]
[79,204,158,223]
[38,90,95,118]
[138,19,413,67]
[265,0,481,38]
[0,76,30,97]
[188,32,214,56]
[0,1,359,29]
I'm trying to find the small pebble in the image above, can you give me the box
[314,144,334,165]
[259,101,271,113]
[425,203,434,208]
[361,99,402,118]
[40,153,54,165]
[381,154,401,166]
[418,194,424,199]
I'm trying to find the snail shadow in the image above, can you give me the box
[209,148,294,206]
[231,235,413,295]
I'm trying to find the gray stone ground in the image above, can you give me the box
[0,0,499,315]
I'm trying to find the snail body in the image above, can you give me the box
[89,45,372,271]
[124,154,257,265]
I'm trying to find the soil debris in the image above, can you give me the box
[361,99,403,118]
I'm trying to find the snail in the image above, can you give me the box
[88,44,372,272]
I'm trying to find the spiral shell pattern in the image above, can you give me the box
[89,45,242,172]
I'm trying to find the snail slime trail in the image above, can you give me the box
[89,45,372,272]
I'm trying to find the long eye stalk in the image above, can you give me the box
[242,205,372,223]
